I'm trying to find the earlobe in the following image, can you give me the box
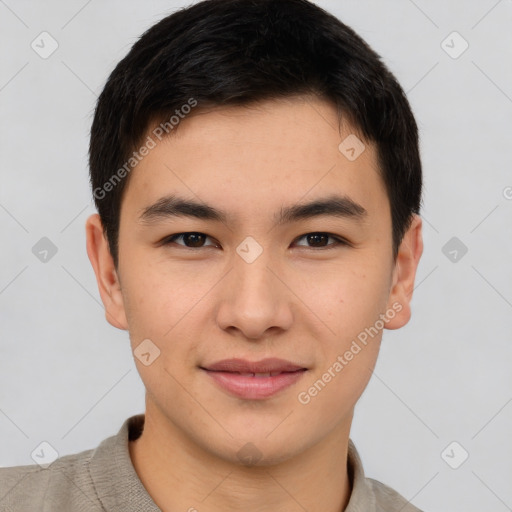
[384,214,424,331]
[85,213,129,330]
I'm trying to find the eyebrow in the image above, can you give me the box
[137,193,368,227]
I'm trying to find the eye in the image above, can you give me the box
[162,232,219,248]
[160,231,349,250]
[293,232,349,249]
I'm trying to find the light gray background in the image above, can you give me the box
[1,1,511,511]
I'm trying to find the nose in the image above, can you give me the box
[215,249,293,340]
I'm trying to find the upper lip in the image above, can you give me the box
[201,358,307,373]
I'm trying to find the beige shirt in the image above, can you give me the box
[0,414,423,511]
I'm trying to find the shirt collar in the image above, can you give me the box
[345,438,377,511]
[89,414,160,512]
[89,414,376,512]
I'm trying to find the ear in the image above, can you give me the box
[384,214,424,330]
[85,213,128,330]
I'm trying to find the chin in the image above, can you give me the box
[226,429,311,468]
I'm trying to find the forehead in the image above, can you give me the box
[120,97,388,227]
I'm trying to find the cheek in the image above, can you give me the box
[121,265,191,336]
[302,264,387,330]
[296,333,381,425]
[301,262,387,388]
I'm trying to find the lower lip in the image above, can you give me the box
[202,369,307,399]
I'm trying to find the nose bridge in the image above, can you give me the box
[216,241,292,338]
[232,242,279,308]
[235,249,274,298]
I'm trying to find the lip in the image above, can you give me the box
[202,357,306,373]
[200,358,308,400]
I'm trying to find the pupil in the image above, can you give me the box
[186,233,204,247]
[308,233,327,246]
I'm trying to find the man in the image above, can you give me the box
[0,0,424,510]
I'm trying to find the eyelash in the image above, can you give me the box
[161,232,350,250]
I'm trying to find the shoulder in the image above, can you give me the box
[346,439,425,512]
[0,414,148,512]
[367,477,424,512]
[0,447,98,511]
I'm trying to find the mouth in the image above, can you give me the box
[200,358,308,400]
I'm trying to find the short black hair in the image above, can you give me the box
[89,0,423,270]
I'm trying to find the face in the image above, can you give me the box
[86,96,422,465]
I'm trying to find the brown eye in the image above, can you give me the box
[163,232,217,248]
[306,233,329,247]
[294,232,348,249]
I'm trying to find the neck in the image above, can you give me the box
[129,405,352,512]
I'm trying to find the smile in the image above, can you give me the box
[200,358,308,400]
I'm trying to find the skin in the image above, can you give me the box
[86,95,423,512]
